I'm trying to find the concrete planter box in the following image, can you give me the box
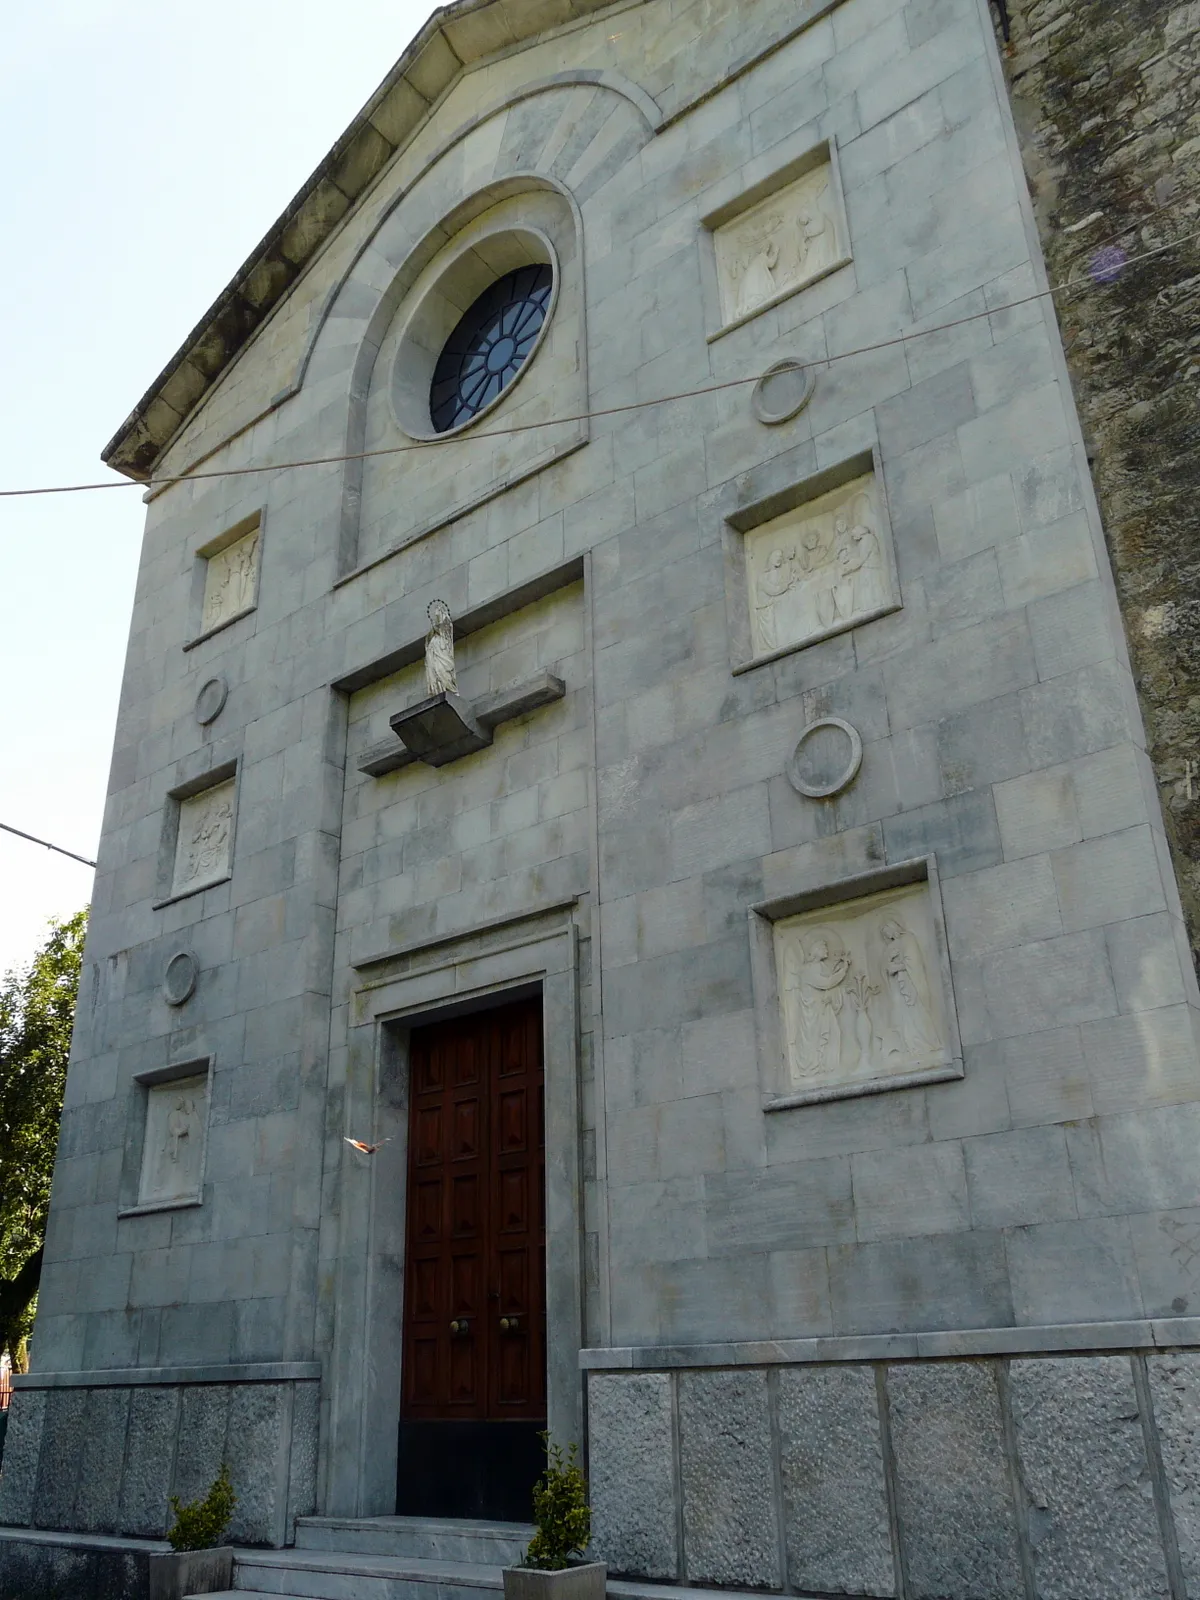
[147,1546,234,1600]
[503,1562,606,1600]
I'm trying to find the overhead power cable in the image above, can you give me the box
[1,224,1197,503]
[0,822,97,869]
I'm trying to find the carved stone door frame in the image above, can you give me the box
[324,900,583,1517]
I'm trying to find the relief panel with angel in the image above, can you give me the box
[713,158,844,327]
[744,470,897,660]
[138,1073,208,1206]
[773,881,953,1097]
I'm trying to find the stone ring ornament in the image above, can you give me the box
[787,716,863,799]
[194,676,228,726]
[163,950,199,1006]
[751,359,816,426]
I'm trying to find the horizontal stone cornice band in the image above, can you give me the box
[581,1317,1200,1369]
[12,1360,321,1389]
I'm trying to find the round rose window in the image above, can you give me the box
[429,263,553,433]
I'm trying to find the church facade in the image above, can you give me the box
[4,0,1200,1592]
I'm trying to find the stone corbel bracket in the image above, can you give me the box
[358,669,566,776]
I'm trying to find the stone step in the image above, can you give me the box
[231,1550,821,1600]
[294,1514,533,1564]
[234,1548,506,1599]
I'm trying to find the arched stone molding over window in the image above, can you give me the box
[322,81,655,580]
[346,180,584,578]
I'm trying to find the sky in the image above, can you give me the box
[0,0,433,977]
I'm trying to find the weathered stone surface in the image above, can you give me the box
[32,1387,87,1530]
[0,1389,46,1526]
[888,1361,1022,1600]
[287,1382,320,1533]
[119,1387,180,1537]
[75,1387,131,1533]
[1147,1352,1200,1595]
[1006,0,1200,963]
[588,1373,677,1579]
[778,1365,894,1597]
[226,1383,286,1545]
[678,1369,780,1589]
[1009,1355,1168,1599]
[0,1533,149,1600]
[170,1384,231,1508]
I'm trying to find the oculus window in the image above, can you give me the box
[430,264,553,433]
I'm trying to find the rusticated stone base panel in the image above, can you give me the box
[0,1379,317,1549]
[0,1529,152,1600]
[587,1346,1198,1597]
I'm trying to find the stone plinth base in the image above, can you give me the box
[0,1527,159,1600]
[586,1332,1200,1598]
[0,1367,318,1550]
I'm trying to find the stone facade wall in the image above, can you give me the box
[1002,0,1200,963]
[0,1378,316,1548]
[16,0,1200,1560]
[589,1347,1200,1597]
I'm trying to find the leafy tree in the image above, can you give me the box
[0,910,87,1367]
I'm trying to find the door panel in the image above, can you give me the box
[399,996,546,1515]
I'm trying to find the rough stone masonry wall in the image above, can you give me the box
[589,1350,1200,1599]
[1002,0,1200,961]
[0,1377,317,1549]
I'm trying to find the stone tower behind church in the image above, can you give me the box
[4,0,1200,1593]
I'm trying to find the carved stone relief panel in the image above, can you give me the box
[773,881,953,1100]
[744,470,896,661]
[201,525,260,633]
[172,779,235,896]
[138,1072,208,1206]
[713,156,846,328]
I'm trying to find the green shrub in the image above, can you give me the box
[523,1434,591,1571]
[166,1463,236,1551]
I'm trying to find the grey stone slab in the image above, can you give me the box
[888,1361,1022,1600]
[705,1158,855,1254]
[777,1366,894,1596]
[963,1125,1077,1229]
[881,787,1003,879]
[1007,1216,1145,1325]
[170,1385,231,1508]
[829,1231,1013,1336]
[0,1388,46,1525]
[1147,1352,1200,1596]
[225,1382,286,1545]
[850,1143,970,1242]
[32,1387,87,1531]
[286,1382,320,1532]
[1009,1355,1169,1600]
[588,1374,678,1579]
[678,1369,780,1588]
[0,1530,152,1600]
[119,1386,180,1537]
[74,1387,131,1533]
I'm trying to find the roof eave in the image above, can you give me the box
[102,0,604,481]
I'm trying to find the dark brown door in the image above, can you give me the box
[398,997,546,1518]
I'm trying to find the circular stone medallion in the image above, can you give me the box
[751,359,816,426]
[163,951,199,1007]
[195,676,229,726]
[787,717,863,799]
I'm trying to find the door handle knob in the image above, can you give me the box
[450,1318,470,1335]
[499,1316,520,1332]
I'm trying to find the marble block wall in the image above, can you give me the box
[588,1350,1200,1599]
[0,1377,317,1548]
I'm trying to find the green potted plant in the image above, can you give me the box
[148,1463,237,1600]
[503,1436,605,1600]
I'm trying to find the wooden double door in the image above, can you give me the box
[398,997,547,1520]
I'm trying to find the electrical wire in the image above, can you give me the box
[0,823,97,869]
[1,223,1197,503]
